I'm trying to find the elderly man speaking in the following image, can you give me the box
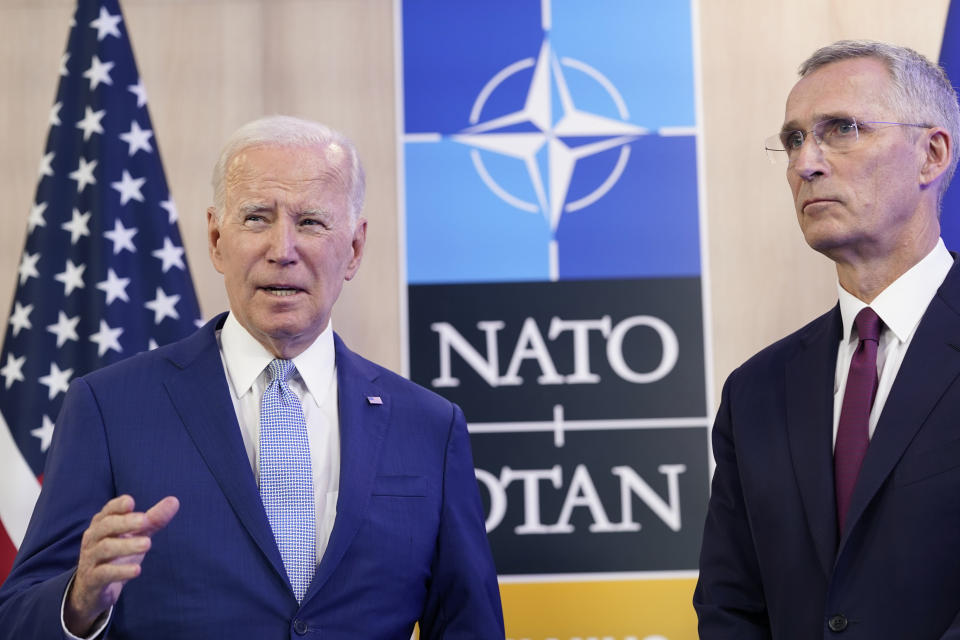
[0,115,504,639]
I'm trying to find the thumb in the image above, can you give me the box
[140,496,180,536]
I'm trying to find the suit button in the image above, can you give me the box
[828,614,848,632]
[293,619,308,635]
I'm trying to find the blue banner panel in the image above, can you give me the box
[399,0,709,633]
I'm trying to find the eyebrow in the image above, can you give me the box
[298,208,330,217]
[781,112,853,132]
[239,202,273,215]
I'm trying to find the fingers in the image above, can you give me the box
[67,494,179,631]
[140,496,180,536]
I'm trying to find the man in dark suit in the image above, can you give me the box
[695,40,960,639]
[0,115,504,638]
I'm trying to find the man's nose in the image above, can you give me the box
[266,219,298,264]
[790,134,828,181]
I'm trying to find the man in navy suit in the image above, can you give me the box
[695,41,960,638]
[0,116,504,638]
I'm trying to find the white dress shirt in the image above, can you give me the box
[63,312,341,640]
[833,238,954,447]
[217,311,341,563]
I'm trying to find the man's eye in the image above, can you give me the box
[243,215,266,224]
[782,131,804,149]
[827,119,857,137]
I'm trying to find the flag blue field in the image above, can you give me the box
[0,0,201,582]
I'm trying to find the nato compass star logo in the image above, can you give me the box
[402,1,701,284]
[451,38,646,280]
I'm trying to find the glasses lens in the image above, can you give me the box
[764,133,789,163]
[814,117,858,152]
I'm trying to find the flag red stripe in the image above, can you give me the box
[0,518,17,586]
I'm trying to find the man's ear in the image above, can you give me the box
[920,127,952,188]
[344,217,367,281]
[207,207,225,274]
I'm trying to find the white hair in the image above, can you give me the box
[211,115,366,221]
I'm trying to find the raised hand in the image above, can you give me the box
[63,495,179,636]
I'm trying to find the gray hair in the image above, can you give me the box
[211,115,366,221]
[799,40,960,201]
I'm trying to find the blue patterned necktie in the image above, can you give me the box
[259,358,315,602]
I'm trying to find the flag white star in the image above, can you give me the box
[97,268,131,305]
[54,259,86,296]
[28,202,47,232]
[104,218,137,254]
[111,169,146,205]
[39,362,73,400]
[49,102,62,126]
[9,302,33,336]
[89,320,124,357]
[119,120,153,156]
[38,151,55,178]
[68,156,97,193]
[83,55,114,90]
[76,106,106,141]
[148,338,159,350]
[152,237,186,272]
[0,353,26,389]
[59,52,69,77]
[160,198,178,224]
[47,311,80,348]
[61,208,92,245]
[18,252,40,285]
[30,416,56,453]
[145,287,181,324]
[90,6,122,41]
[128,78,148,107]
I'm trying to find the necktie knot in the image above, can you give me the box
[267,358,295,384]
[854,307,882,344]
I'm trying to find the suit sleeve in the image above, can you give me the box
[418,403,505,639]
[693,374,772,640]
[0,378,116,640]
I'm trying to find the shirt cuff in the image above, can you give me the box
[61,573,111,640]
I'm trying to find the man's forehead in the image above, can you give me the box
[226,144,349,188]
[782,57,893,129]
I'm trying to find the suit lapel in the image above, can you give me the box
[305,335,390,599]
[161,314,288,584]
[840,278,960,551]
[785,307,842,577]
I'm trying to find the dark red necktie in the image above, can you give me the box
[835,307,882,534]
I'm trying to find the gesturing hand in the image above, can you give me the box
[64,495,179,636]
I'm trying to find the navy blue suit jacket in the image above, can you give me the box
[695,257,960,639]
[0,313,504,639]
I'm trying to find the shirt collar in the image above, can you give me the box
[837,237,953,343]
[220,312,336,408]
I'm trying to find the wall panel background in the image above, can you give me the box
[3,0,950,405]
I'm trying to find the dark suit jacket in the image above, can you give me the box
[0,313,504,639]
[695,258,960,640]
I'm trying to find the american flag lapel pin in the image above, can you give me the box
[366,396,383,405]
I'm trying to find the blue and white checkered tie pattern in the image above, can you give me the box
[259,359,316,603]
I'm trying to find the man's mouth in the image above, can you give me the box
[802,198,838,209]
[261,286,302,297]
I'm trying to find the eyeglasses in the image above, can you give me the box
[764,117,930,164]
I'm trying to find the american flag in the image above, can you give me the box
[0,0,201,583]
